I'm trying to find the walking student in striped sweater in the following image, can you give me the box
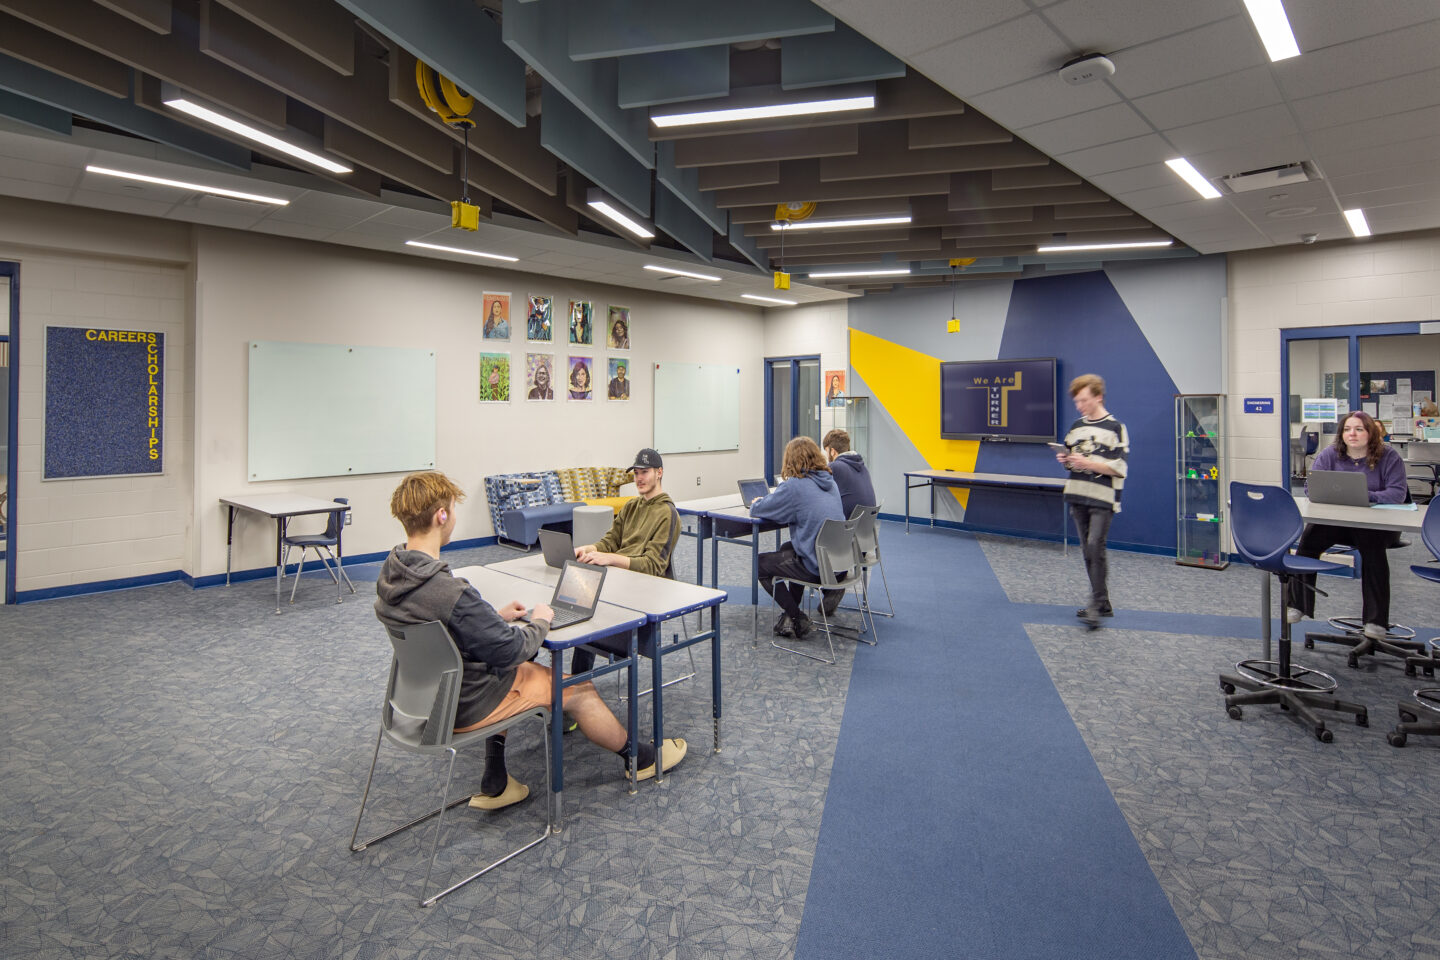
[1055,373,1129,631]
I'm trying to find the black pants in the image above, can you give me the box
[759,542,815,621]
[1069,503,1113,612]
[1287,523,1392,627]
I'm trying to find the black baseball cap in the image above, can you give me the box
[631,448,663,469]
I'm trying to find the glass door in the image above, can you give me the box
[1,265,14,602]
[764,355,821,482]
[1284,335,1350,489]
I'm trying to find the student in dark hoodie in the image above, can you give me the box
[820,428,877,615]
[374,471,686,811]
[748,436,845,640]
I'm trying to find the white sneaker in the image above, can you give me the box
[1363,622,1387,640]
[1285,607,1304,625]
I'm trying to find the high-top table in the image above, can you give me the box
[452,564,645,828]
[486,554,727,782]
[219,493,351,614]
[903,469,1068,548]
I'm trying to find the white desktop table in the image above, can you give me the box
[487,554,728,778]
[452,564,646,827]
[219,493,351,614]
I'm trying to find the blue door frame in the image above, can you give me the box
[1279,321,1421,482]
[2,260,17,604]
[763,354,820,483]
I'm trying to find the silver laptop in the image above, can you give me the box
[522,560,607,629]
[737,478,769,506]
[1307,469,1371,507]
[538,528,574,568]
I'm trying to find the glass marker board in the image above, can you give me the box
[653,362,740,453]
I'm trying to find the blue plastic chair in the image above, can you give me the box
[282,497,356,603]
[1220,483,1368,741]
[1390,501,1440,746]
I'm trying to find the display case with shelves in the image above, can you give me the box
[1176,394,1228,569]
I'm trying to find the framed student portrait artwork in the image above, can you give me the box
[567,355,593,400]
[606,357,630,400]
[607,306,631,349]
[824,370,846,407]
[479,352,511,402]
[568,299,593,345]
[526,295,553,343]
[525,352,554,401]
[481,291,511,341]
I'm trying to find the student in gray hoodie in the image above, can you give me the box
[748,436,845,640]
[374,471,685,810]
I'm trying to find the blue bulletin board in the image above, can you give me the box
[44,326,164,479]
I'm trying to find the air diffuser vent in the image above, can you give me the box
[1220,162,1318,194]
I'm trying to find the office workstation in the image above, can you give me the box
[4,1,1440,958]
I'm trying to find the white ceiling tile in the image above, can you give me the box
[1225,177,1335,213]
[1107,17,1268,99]
[0,178,73,205]
[1184,134,1311,180]
[820,0,1030,58]
[1083,162,1178,194]
[1291,67,1440,132]
[1017,102,1152,153]
[967,73,1121,129]
[1141,197,1237,224]
[1041,0,1233,54]
[1286,0,1440,51]
[165,203,272,230]
[0,155,82,187]
[1303,105,1440,157]
[1147,209,1255,233]
[1111,181,1200,209]
[1164,104,1299,156]
[1054,132,1174,175]
[70,189,180,219]
[910,14,1073,99]
[249,220,336,242]
[1130,66,1284,129]
[1312,134,1440,179]
[1332,183,1440,211]
[1329,161,1440,199]
[1273,19,1440,99]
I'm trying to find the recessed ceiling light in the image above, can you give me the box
[1164,158,1222,200]
[742,294,797,306]
[1242,0,1301,62]
[644,264,721,282]
[164,96,353,174]
[651,95,875,129]
[771,215,912,231]
[1343,208,1371,238]
[587,195,655,239]
[1036,240,1174,253]
[405,240,519,262]
[808,268,911,279]
[84,164,289,205]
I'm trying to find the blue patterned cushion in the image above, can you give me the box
[482,471,565,541]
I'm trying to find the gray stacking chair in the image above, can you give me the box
[282,497,355,603]
[351,620,552,907]
[772,517,875,664]
[844,504,894,619]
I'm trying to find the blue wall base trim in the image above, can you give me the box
[17,569,186,603]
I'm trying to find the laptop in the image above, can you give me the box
[538,528,574,568]
[523,560,608,629]
[1307,469,1371,507]
[737,478,769,507]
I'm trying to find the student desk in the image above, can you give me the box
[699,503,788,638]
[218,493,350,614]
[451,565,645,828]
[674,493,742,588]
[487,554,728,781]
[903,469,1068,548]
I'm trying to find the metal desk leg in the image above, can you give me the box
[226,506,236,587]
[712,604,722,753]
[710,527,720,591]
[626,629,639,795]
[695,516,706,586]
[1260,567,1271,662]
[650,623,665,785]
[905,478,911,534]
[274,517,286,615]
[751,523,761,640]
[930,481,936,527]
[550,659,564,831]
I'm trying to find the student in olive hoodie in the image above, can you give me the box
[374,471,685,811]
[748,436,845,640]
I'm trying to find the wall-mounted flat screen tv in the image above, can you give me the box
[940,357,1057,442]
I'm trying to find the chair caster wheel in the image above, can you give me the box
[1400,710,1419,724]
[1304,638,1314,649]
[1346,656,1359,669]
[1317,728,1333,743]
[1220,681,1235,695]
[1279,701,1289,711]
[1356,713,1368,727]
[1388,732,1407,747]
[1406,664,1417,677]
[1227,705,1243,720]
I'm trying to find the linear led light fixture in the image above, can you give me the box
[586,193,655,239]
[1343,208,1371,238]
[808,267,911,279]
[742,294,797,306]
[405,240,518,262]
[1242,0,1301,62]
[164,96,352,174]
[643,264,721,282]
[652,95,875,129]
[84,164,289,204]
[771,215,912,231]
[1037,240,1175,253]
[1165,158,1222,199]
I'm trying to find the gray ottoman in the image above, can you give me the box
[572,504,614,547]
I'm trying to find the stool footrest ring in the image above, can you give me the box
[1326,616,1416,640]
[1234,659,1339,695]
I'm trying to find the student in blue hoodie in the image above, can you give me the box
[821,428,877,614]
[748,436,845,639]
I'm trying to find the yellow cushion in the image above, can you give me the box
[583,496,633,511]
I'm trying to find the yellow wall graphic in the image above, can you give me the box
[848,327,979,508]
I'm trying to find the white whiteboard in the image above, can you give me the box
[247,341,436,481]
[653,362,741,453]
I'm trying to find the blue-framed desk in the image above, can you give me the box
[488,555,727,784]
[452,565,644,829]
[902,469,1068,548]
[675,493,742,589]
[700,503,786,638]
[219,493,351,614]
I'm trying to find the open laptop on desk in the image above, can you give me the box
[538,528,575,568]
[1307,470,1371,507]
[737,478,769,507]
[521,559,607,629]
